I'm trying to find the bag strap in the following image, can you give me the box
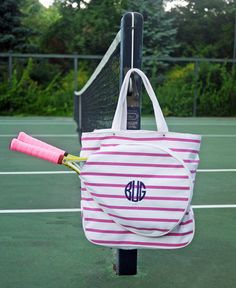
[112,68,169,132]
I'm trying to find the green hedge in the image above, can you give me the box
[0,58,88,116]
[1,59,235,117]
[142,63,236,116]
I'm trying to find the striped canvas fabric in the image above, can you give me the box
[79,68,201,249]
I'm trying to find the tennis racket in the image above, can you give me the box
[10,132,87,174]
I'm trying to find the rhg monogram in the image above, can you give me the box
[125,180,146,202]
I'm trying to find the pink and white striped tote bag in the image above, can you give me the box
[79,68,201,249]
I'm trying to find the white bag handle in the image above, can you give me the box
[112,68,169,132]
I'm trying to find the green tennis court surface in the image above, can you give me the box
[0,116,236,288]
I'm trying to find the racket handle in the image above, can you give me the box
[10,139,64,164]
[17,132,66,155]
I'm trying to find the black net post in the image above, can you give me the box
[116,12,143,276]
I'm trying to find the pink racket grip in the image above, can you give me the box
[10,139,64,164]
[17,132,66,155]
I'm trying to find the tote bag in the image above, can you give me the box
[79,68,201,249]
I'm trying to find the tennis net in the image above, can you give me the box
[74,31,121,133]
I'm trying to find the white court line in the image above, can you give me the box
[0,171,75,175]
[0,208,81,214]
[0,122,74,125]
[0,134,236,138]
[202,134,236,137]
[192,205,236,209]
[0,205,236,214]
[143,123,236,126]
[0,134,78,137]
[177,123,236,126]
[1,169,236,175]
[197,169,236,172]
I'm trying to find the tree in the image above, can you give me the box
[127,0,177,56]
[125,0,178,76]
[168,0,236,58]
[0,0,35,52]
[41,0,124,54]
[20,0,61,50]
